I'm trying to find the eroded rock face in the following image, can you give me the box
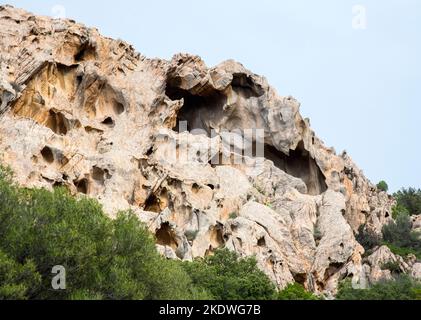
[0,5,403,296]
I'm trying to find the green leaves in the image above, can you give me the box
[181,249,276,300]
[382,211,421,259]
[394,188,421,216]
[337,276,421,300]
[0,168,202,300]
[0,250,41,300]
[376,181,389,192]
[277,283,319,300]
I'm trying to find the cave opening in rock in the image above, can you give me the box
[155,222,178,250]
[92,166,107,185]
[113,101,125,115]
[166,81,227,135]
[257,237,266,247]
[74,178,89,194]
[74,43,97,62]
[101,117,115,127]
[46,110,68,135]
[231,73,264,98]
[264,141,327,195]
[41,146,54,163]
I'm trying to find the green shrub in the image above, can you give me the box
[392,205,410,220]
[181,249,276,300]
[393,188,421,216]
[382,212,421,255]
[356,225,381,251]
[383,243,421,260]
[277,283,319,300]
[337,276,421,300]
[377,181,389,192]
[0,166,200,300]
[380,261,402,274]
[0,250,42,300]
[229,212,238,219]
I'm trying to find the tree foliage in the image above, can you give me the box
[0,166,203,300]
[377,181,389,192]
[181,249,276,300]
[277,283,319,300]
[382,210,421,259]
[337,276,421,300]
[356,225,381,252]
[393,188,421,216]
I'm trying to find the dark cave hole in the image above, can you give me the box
[324,263,344,280]
[41,146,54,163]
[46,110,68,135]
[74,178,89,194]
[102,117,115,127]
[155,222,178,250]
[74,43,97,62]
[166,82,227,135]
[293,273,308,286]
[192,183,200,194]
[257,237,266,247]
[264,141,327,195]
[231,73,264,98]
[76,75,83,87]
[144,194,161,213]
[92,166,106,184]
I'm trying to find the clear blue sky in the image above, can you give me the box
[3,0,421,192]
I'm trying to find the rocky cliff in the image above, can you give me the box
[0,5,412,297]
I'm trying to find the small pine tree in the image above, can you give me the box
[377,181,389,192]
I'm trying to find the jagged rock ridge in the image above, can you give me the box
[1,5,417,297]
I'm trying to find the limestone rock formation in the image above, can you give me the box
[0,5,410,296]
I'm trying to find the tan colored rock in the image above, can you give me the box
[363,245,412,284]
[412,215,421,236]
[411,263,421,280]
[0,5,399,296]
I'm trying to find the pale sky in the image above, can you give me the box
[3,0,421,192]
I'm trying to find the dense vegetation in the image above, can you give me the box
[382,210,421,259]
[0,165,319,300]
[337,276,421,300]
[277,283,319,300]
[348,185,421,300]
[0,166,205,300]
[393,188,421,216]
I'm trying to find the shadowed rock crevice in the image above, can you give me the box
[74,42,97,63]
[155,222,178,250]
[231,73,265,98]
[264,141,327,195]
[167,85,227,135]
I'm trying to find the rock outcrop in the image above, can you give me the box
[0,5,408,296]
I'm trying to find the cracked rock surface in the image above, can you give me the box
[0,5,402,296]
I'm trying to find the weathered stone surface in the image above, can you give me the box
[412,215,421,235]
[411,263,421,280]
[0,5,414,296]
[362,245,411,284]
